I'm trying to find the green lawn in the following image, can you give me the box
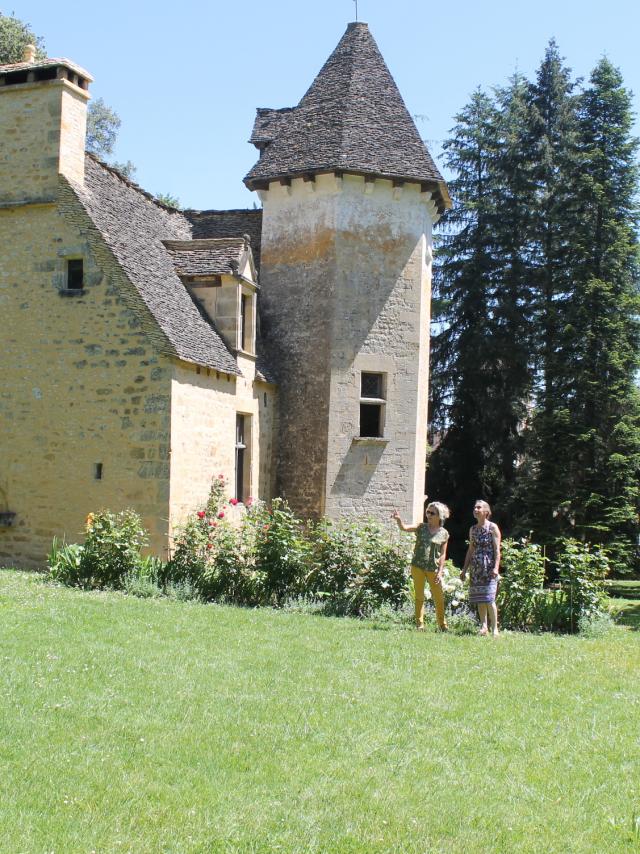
[1,570,639,854]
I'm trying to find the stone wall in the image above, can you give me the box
[258,176,337,517]
[168,354,277,532]
[258,172,436,523]
[0,202,173,566]
[0,79,87,205]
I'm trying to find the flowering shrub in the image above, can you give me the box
[48,510,147,589]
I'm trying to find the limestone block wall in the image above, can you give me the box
[258,173,436,523]
[325,176,433,524]
[258,176,338,517]
[0,80,87,205]
[0,204,172,567]
[168,354,277,533]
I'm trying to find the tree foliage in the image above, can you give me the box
[430,42,640,570]
[1,11,126,162]
[0,11,45,63]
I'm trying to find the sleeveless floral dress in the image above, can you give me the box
[468,524,498,604]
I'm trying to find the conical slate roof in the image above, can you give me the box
[244,22,449,212]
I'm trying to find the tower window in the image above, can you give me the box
[94,462,103,480]
[359,372,386,438]
[67,259,84,290]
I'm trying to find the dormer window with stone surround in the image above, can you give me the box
[163,236,258,358]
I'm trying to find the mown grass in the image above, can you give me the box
[1,569,639,854]
[609,596,640,630]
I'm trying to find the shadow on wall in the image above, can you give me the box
[330,441,386,497]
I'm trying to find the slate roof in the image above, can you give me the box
[163,238,253,278]
[244,22,450,212]
[68,155,241,375]
[185,209,263,270]
[0,56,92,79]
[249,107,294,148]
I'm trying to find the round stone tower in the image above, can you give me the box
[245,22,450,523]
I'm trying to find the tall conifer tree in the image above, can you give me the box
[514,42,583,542]
[563,58,640,563]
[429,91,503,551]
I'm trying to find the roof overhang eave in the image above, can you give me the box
[245,168,451,213]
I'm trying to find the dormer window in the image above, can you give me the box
[238,289,256,355]
[163,237,259,357]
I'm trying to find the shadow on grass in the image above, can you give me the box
[612,601,640,631]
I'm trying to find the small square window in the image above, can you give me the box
[67,259,84,290]
[359,372,386,438]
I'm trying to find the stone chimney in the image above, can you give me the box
[0,52,92,205]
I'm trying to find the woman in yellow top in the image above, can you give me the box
[392,501,450,631]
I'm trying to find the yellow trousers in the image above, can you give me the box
[411,565,447,630]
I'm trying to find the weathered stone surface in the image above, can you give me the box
[259,172,432,523]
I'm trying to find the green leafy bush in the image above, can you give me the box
[48,511,146,589]
[554,538,609,631]
[252,498,311,604]
[307,518,410,616]
[80,510,147,589]
[498,539,547,630]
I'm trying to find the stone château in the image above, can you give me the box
[0,23,449,566]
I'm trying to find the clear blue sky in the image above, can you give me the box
[10,0,640,210]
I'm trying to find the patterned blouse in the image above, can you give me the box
[412,524,449,572]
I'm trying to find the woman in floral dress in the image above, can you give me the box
[461,500,501,635]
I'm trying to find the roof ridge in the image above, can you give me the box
[335,27,360,172]
[86,153,183,215]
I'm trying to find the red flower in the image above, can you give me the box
[217,511,225,519]
[229,498,239,506]
[263,524,269,532]
[218,473,225,479]
[197,511,206,519]
[206,543,213,550]
[246,497,253,507]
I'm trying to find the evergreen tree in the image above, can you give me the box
[563,58,640,565]
[514,41,583,543]
[428,90,503,553]
[486,74,537,526]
